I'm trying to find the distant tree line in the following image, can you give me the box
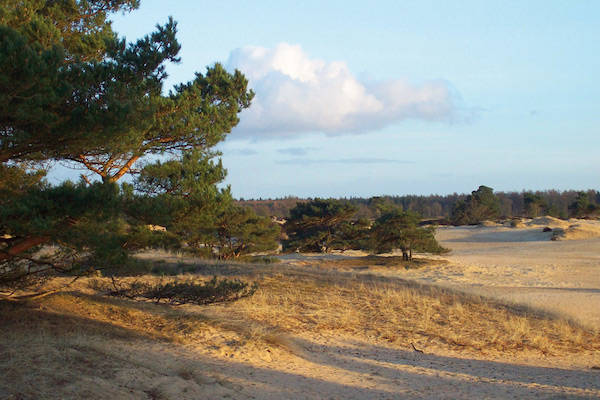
[239,188,600,221]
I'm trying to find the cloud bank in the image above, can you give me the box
[226,43,461,138]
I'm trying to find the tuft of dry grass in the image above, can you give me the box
[284,255,447,272]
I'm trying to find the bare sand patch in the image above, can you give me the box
[391,224,600,329]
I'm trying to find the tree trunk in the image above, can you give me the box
[402,250,409,261]
[0,236,50,262]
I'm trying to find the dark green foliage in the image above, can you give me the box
[283,199,358,252]
[0,1,254,290]
[93,276,258,305]
[0,180,182,283]
[136,150,227,197]
[1,181,121,238]
[131,150,231,234]
[236,197,306,218]
[133,151,280,260]
[367,209,447,260]
[523,192,548,218]
[0,181,124,278]
[176,204,280,260]
[282,198,445,258]
[568,191,599,218]
[69,62,253,183]
[242,190,599,222]
[0,163,46,201]
[211,206,280,260]
[330,218,371,251]
[0,1,140,56]
[450,185,501,225]
[0,0,152,163]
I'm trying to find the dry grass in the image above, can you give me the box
[223,267,598,356]
[23,262,596,357]
[314,255,447,270]
[1,259,599,398]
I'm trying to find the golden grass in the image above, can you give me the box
[5,264,599,356]
[1,260,599,398]
[223,268,598,356]
[315,255,447,270]
[27,261,594,357]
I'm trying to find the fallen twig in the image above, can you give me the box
[0,275,81,301]
[411,342,424,353]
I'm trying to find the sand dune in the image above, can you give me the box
[403,223,600,328]
[2,222,600,399]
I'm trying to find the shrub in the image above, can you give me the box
[239,255,280,264]
[91,276,258,305]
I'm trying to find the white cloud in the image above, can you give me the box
[226,43,461,138]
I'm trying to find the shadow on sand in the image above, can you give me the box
[443,229,553,243]
[2,298,599,399]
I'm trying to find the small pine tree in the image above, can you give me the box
[568,191,599,218]
[368,210,447,260]
[212,206,280,260]
[283,199,357,252]
[451,185,500,225]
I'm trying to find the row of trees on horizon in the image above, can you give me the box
[239,188,600,221]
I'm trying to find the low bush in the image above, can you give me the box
[239,255,280,264]
[90,276,258,305]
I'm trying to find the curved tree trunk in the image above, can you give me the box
[0,236,50,262]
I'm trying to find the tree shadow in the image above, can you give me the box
[2,299,599,399]
[485,286,600,294]
[287,336,600,398]
[443,229,553,243]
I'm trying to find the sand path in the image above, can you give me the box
[98,332,600,400]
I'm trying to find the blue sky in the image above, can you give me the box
[85,0,599,198]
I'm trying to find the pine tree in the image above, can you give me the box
[368,209,446,260]
[283,199,358,253]
[450,185,500,225]
[0,2,252,288]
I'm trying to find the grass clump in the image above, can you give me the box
[321,255,446,270]
[90,276,258,305]
[238,255,280,264]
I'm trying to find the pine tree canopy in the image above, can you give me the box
[0,1,258,289]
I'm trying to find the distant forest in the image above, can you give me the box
[238,189,600,220]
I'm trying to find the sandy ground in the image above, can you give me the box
[4,220,600,399]
[243,220,600,399]
[402,221,600,330]
[115,334,600,400]
[34,331,596,400]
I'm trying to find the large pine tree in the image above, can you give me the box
[0,1,253,289]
